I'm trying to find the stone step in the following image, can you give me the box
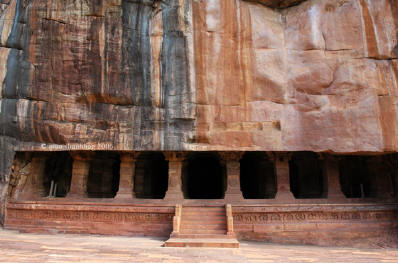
[180,224,227,230]
[183,207,225,210]
[180,229,226,234]
[164,238,239,248]
[165,205,238,248]
[180,220,227,225]
[182,211,225,215]
[175,233,236,239]
[181,222,226,226]
[182,214,226,219]
[182,212,225,216]
[181,218,226,222]
[182,211,225,214]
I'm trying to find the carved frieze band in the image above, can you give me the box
[233,210,397,223]
[7,208,396,225]
[7,209,173,223]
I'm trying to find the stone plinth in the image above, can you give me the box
[4,201,398,248]
[5,201,174,237]
[232,204,398,247]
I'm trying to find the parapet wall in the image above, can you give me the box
[4,201,398,248]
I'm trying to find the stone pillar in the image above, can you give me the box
[17,154,48,200]
[67,152,93,199]
[115,153,139,200]
[164,152,186,201]
[324,155,345,200]
[274,153,295,200]
[220,152,244,202]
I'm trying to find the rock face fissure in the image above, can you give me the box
[0,0,397,151]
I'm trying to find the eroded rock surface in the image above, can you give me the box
[0,0,397,153]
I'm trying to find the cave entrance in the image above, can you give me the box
[134,152,168,199]
[87,152,120,198]
[289,152,325,199]
[182,153,225,199]
[43,152,73,197]
[240,152,276,199]
[338,156,393,198]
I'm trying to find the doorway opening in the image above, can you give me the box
[182,153,226,199]
[43,152,73,197]
[289,152,325,198]
[338,156,394,198]
[134,152,168,199]
[240,152,276,199]
[87,152,120,198]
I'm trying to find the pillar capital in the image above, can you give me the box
[120,152,140,162]
[164,152,187,162]
[219,152,244,162]
[269,152,292,163]
[70,151,94,161]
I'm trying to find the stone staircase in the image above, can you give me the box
[164,205,239,248]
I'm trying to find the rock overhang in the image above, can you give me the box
[243,0,307,8]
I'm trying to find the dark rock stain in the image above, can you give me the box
[161,0,194,150]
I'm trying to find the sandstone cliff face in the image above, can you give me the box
[0,0,397,153]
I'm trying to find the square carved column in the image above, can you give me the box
[115,153,139,200]
[274,153,295,201]
[67,152,93,199]
[220,152,244,202]
[324,155,345,201]
[164,152,186,201]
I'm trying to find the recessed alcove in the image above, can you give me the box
[182,152,226,199]
[289,152,325,199]
[43,152,73,197]
[87,152,120,198]
[240,152,276,199]
[134,152,168,199]
[339,156,395,199]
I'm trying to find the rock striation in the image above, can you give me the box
[0,0,397,151]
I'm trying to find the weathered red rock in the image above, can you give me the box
[0,0,396,153]
[0,0,397,238]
